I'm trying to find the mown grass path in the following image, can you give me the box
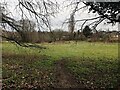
[53,59,84,88]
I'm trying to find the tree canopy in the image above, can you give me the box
[84,2,120,24]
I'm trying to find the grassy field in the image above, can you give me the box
[2,41,119,89]
[2,41,118,59]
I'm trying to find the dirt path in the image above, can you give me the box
[53,59,84,88]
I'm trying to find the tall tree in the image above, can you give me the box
[68,2,79,40]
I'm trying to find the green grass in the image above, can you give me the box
[1,41,119,89]
[2,42,41,56]
[2,41,118,59]
[40,41,118,59]
[65,57,119,88]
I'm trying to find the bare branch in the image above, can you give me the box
[75,16,102,22]
[1,35,46,49]
[80,20,87,31]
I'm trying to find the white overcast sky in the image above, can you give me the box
[1,0,118,31]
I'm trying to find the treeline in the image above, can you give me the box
[2,29,119,43]
[1,19,119,43]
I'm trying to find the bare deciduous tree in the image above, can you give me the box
[65,1,120,33]
[0,0,59,47]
